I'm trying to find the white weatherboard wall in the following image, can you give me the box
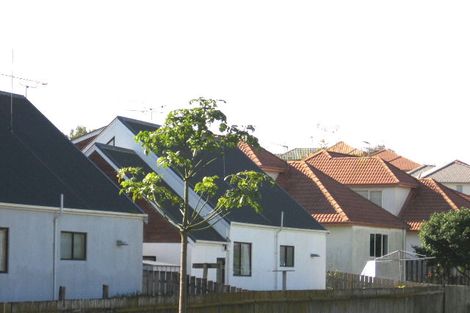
[0,205,143,302]
[228,223,326,291]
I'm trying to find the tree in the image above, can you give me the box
[69,125,88,140]
[416,208,470,282]
[118,98,271,313]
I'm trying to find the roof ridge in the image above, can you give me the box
[298,161,349,222]
[375,157,400,184]
[426,178,459,211]
[303,149,332,162]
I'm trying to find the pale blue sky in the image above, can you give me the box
[1,0,469,166]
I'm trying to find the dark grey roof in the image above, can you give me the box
[277,148,317,161]
[95,143,226,242]
[117,116,325,231]
[190,148,326,230]
[117,116,160,135]
[0,91,142,214]
[423,160,470,183]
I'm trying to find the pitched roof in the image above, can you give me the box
[327,141,364,156]
[422,160,470,183]
[276,148,317,161]
[304,150,418,187]
[117,116,160,135]
[94,143,225,242]
[408,165,436,178]
[400,178,470,231]
[238,142,287,172]
[0,91,142,214]
[280,161,405,228]
[116,117,325,231]
[372,149,421,172]
[72,127,104,150]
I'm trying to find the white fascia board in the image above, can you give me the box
[71,127,105,144]
[83,117,121,155]
[0,202,147,220]
[107,119,230,239]
[230,221,329,234]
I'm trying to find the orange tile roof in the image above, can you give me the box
[282,161,405,228]
[372,149,421,172]
[400,178,470,231]
[238,142,287,172]
[327,141,364,157]
[304,150,418,187]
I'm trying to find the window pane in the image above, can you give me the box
[61,232,73,259]
[383,235,388,256]
[375,234,382,257]
[370,191,382,207]
[280,246,286,267]
[370,234,375,257]
[233,243,241,276]
[286,246,294,267]
[240,243,251,276]
[73,233,86,260]
[0,229,7,272]
[356,190,369,199]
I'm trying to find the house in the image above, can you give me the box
[371,149,422,172]
[243,144,470,278]
[421,160,470,194]
[400,178,470,251]
[75,116,328,291]
[0,92,146,302]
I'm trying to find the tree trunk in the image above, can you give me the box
[178,231,188,313]
[178,179,190,313]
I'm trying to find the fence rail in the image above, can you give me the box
[326,271,427,289]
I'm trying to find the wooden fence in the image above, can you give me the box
[142,266,245,297]
[405,261,470,286]
[326,271,426,289]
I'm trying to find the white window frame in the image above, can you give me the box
[355,189,383,207]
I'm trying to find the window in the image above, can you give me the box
[61,232,86,260]
[0,228,8,273]
[233,242,251,276]
[355,190,383,207]
[280,245,294,267]
[370,234,388,257]
[456,185,463,193]
[106,137,115,146]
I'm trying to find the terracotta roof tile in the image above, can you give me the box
[238,142,287,172]
[304,150,418,187]
[327,141,364,156]
[372,149,421,172]
[283,161,405,228]
[400,178,470,231]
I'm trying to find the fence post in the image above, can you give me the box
[102,285,109,299]
[58,286,66,301]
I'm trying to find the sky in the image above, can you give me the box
[0,0,469,166]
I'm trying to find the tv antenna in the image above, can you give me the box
[0,72,48,98]
[127,105,166,121]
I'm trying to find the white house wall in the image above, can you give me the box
[351,225,404,275]
[0,206,143,302]
[351,186,410,216]
[405,232,421,252]
[442,183,470,195]
[323,225,353,273]
[228,223,326,291]
[190,242,226,282]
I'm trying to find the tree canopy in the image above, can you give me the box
[417,207,470,279]
[117,97,271,313]
[69,125,88,140]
